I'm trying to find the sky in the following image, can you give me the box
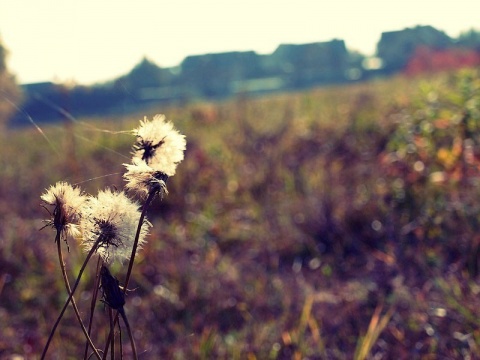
[0,0,479,85]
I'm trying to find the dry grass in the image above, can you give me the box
[2,70,480,358]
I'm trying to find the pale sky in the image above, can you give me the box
[0,0,479,85]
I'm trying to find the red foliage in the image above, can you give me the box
[404,46,480,75]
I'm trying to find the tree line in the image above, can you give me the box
[3,25,480,126]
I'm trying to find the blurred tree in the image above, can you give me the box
[456,29,480,50]
[404,46,480,75]
[116,57,173,89]
[271,40,350,87]
[180,51,263,97]
[0,35,22,130]
[377,25,452,74]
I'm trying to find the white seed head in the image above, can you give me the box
[41,181,87,239]
[123,158,168,198]
[132,114,186,176]
[80,189,151,264]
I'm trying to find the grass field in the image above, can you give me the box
[2,69,480,359]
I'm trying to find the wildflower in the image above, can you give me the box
[132,114,186,176]
[41,182,87,240]
[123,158,169,198]
[80,189,150,264]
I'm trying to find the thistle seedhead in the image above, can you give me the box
[40,182,87,242]
[123,158,169,198]
[80,189,151,264]
[131,114,186,176]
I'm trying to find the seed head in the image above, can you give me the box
[41,182,87,240]
[80,189,151,264]
[123,159,168,197]
[132,114,186,176]
[123,158,169,198]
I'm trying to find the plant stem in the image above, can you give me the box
[83,257,103,360]
[124,190,156,290]
[108,308,115,360]
[119,309,138,360]
[42,236,102,360]
[102,190,155,359]
[55,232,101,360]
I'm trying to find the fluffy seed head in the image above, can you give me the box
[123,158,169,198]
[132,114,186,176]
[80,189,151,264]
[41,181,87,240]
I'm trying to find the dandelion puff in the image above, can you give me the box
[132,114,186,176]
[123,158,169,198]
[40,181,87,241]
[80,189,151,264]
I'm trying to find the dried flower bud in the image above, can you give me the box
[100,265,125,311]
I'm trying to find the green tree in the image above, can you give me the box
[118,57,172,89]
[0,35,22,129]
[376,25,452,74]
[456,29,480,49]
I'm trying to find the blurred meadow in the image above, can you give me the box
[3,69,480,359]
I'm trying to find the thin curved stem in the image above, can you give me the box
[119,309,137,360]
[42,236,102,360]
[124,190,156,289]
[102,309,118,360]
[55,233,101,360]
[108,308,115,360]
[84,257,103,360]
[102,190,155,359]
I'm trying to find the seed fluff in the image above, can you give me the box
[123,158,169,198]
[132,114,186,176]
[40,182,87,242]
[80,189,151,264]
